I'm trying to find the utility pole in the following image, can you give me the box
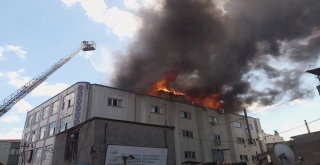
[244,108,253,144]
[304,120,311,133]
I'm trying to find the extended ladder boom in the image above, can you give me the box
[0,41,95,117]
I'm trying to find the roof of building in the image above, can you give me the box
[291,130,320,139]
[0,139,21,143]
[26,81,258,119]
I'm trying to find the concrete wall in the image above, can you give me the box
[21,82,266,165]
[291,132,320,165]
[0,141,11,165]
[53,118,175,165]
[0,141,20,165]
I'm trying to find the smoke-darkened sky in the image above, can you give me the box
[112,0,320,112]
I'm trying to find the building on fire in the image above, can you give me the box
[20,82,267,165]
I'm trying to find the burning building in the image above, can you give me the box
[20,82,266,165]
[112,0,320,112]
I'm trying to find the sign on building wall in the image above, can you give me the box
[105,145,168,165]
[74,85,84,125]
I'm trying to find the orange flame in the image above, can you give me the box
[149,73,222,110]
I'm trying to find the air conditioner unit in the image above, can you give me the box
[218,109,225,114]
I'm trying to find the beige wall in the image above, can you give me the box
[21,82,266,165]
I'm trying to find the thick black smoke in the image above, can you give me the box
[112,0,320,112]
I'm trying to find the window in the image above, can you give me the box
[34,111,40,123]
[233,121,242,128]
[212,134,221,145]
[48,122,56,136]
[182,130,193,138]
[10,148,19,155]
[236,137,245,144]
[28,149,34,163]
[209,116,218,124]
[39,126,47,140]
[42,106,50,119]
[62,93,75,110]
[240,155,248,161]
[42,145,53,161]
[184,151,196,159]
[245,124,253,130]
[26,114,34,127]
[107,98,123,107]
[24,133,30,142]
[35,148,42,164]
[31,130,37,142]
[252,155,258,162]
[51,101,59,115]
[150,105,163,114]
[180,111,192,119]
[212,149,224,162]
[252,139,257,146]
[60,115,72,132]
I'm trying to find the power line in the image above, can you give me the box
[250,89,315,116]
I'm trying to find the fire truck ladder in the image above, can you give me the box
[0,41,95,117]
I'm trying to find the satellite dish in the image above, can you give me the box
[273,143,296,165]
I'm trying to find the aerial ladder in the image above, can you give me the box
[0,41,95,117]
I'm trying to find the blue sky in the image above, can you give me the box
[0,0,319,140]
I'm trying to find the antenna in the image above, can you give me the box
[273,143,295,165]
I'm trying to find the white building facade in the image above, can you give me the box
[20,82,266,165]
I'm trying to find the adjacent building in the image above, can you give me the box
[0,139,20,165]
[20,82,267,165]
[291,131,320,165]
[260,131,285,152]
[53,117,175,165]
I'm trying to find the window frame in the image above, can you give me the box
[48,122,56,137]
[180,111,192,119]
[60,115,72,132]
[51,101,59,115]
[184,151,196,159]
[107,97,123,108]
[150,105,163,114]
[182,130,194,138]
[39,126,47,140]
[233,121,242,128]
[42,106,50,119]
[209,116,218,124]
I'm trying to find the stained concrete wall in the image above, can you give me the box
[53,117,175,165]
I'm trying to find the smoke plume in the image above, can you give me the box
[112,0,320,112]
